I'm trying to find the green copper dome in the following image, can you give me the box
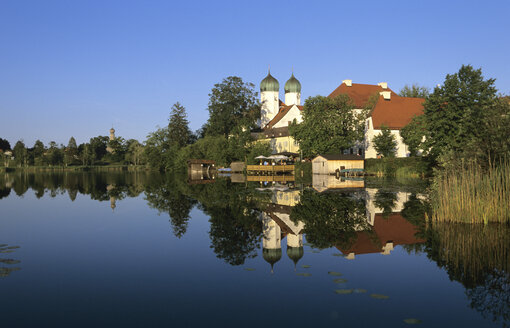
[260,71,279,92]
[263,248,282,273]
[284,73,301,93]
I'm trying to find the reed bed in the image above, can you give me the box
[432,161,510,223]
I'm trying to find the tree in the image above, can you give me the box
[0,138,11,151]
[289,95,366,158]
[168,102,192,148]
[423,65,498,160]
[204,76,260,137]
[400,115,426,156]
[12,140,27,166]
[399,84,430,98]
[47,141,63,166]
[89,136,108,163]
[125,139,144,165]
[32,140,46,165]
[64,137,78,166]
[372,125,397,157]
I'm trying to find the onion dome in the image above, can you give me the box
[110,127,115,134]
[263,248,282,274]
[287,246,304,271]
[260,71,279,92]
[284,73,301,93]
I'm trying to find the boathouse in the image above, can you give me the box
[312,154,364,175]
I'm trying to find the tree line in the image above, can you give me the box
[0,136,144,167]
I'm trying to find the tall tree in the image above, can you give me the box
[89,136,108,163]
[400,115,426,156]
[372,125,397,157]
[399,84,430,98]
[289,95,366,158]
[65,137,78,166]
[423,65,498,159]
[204,76,260,137]
[12,140,27,166]
[167,102,192,148]
[32,140,46,165]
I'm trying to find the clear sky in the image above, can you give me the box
[1,0,509,146]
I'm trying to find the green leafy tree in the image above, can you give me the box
[107,137,127,163]
[47,141,63,166]
[125,139,144,165]
[399,84,430,98]
[64,137,78,166]
[372,125,397,157]
[12,140,27,166]
[423,65,498,160]
[204,76,260,137]
[168,102,192,148]
[0,138,11,151]
[289,95,366,158]
[89,136,108,163]
[400,115,426,156]
[144,127,176,170]
[32,140,46,165]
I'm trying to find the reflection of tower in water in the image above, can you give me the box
[261,211,304,273]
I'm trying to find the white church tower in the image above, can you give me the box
[284,73,301,106]
[260,70,280,128]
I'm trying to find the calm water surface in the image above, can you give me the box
[0,172,508,327]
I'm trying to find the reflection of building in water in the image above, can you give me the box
[110,196,116,211]
[187,160,216,184]
[261,188,305,273]
[339,189,425,259]
[107,184,116,212]
[312,175,365,193]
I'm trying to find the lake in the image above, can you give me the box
[0,171,508,327]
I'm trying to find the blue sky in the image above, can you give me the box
[1,0,509,146]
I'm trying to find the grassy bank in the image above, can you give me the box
[432,162,510,224]
[365,157,430,178]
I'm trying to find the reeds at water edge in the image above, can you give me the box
[432,161,510,224]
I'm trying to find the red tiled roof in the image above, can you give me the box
[265,105,304,129]
[328,82,397,108]
[371,95,424,129]
[336,213,425,255]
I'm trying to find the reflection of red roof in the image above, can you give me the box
[328,83,397,108]
[337,213,424,255]
[371,95,424,129]
[265,105,304,129]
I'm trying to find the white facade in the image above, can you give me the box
[271,105,303,128]
[364,117,408,158]
[285,92,300,106]
[260,90,279,128]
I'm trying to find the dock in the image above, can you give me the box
[246,165,295,175]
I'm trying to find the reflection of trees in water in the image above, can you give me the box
[191,180,264,266]
[145,176,265,265]
[291,189,373,250]
[144,179,196,238]
[1,171,151,201]
[424,223,510,326]
[0,187,10,199]
[374,189,398,218]
[0,244,21,278]
[467,269,509,326]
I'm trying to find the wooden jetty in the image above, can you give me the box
[246,175,295,182]
[246,164,295,175]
